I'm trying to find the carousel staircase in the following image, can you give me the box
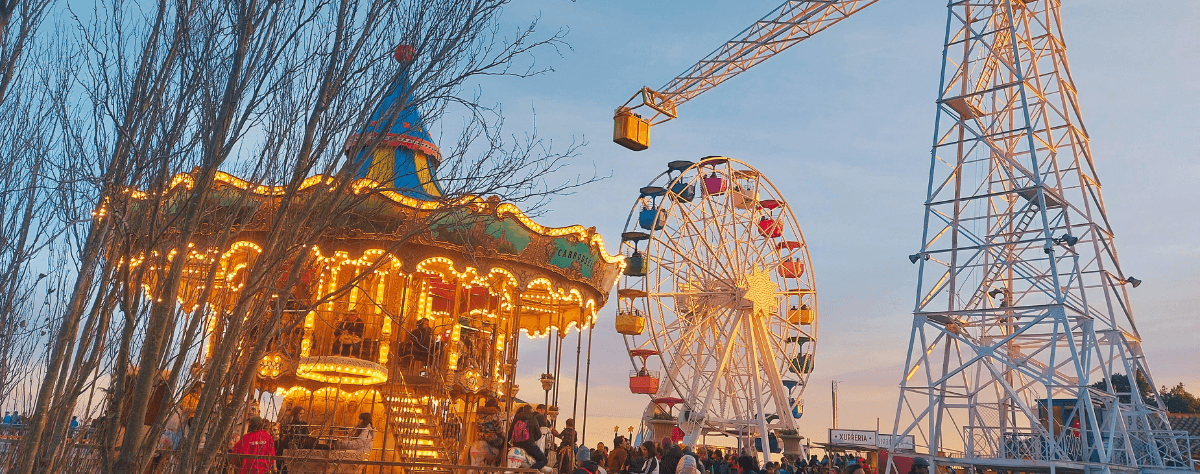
[385,344,461,474]
[387,393,459,474]
[386,392,454,469]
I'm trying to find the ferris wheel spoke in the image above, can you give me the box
[654,242,731,285]
[671,200,735,281]
[657,307,736,357]
[698,178,741,276]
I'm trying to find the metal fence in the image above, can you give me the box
[0,435,538,474]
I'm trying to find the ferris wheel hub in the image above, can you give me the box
[739,268,780,316]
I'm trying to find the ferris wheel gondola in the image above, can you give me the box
[616,157,817,457]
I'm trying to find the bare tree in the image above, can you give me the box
[9,0,594,473]
[0,0,61,424]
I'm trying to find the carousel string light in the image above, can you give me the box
[295,356,388,385]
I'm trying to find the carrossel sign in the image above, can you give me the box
[828,429,915,451]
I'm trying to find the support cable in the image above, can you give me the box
[580,320,595,447]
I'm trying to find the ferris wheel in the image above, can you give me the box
[616,157,817,453]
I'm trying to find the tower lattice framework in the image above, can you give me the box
[890,1,1191,472]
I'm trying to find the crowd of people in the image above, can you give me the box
[501,404,903,474]
[556,438,893,474]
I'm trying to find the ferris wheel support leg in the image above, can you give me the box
[749,311,798,432]
[689,318,744,447]
[747,316,774,463]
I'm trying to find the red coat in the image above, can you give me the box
[232,429,275,474]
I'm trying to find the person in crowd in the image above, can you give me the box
[684,447,705,472]
[651,441,665,474]
[510,405,548,471]
[275,410,296,473]
[232,416,275,474]
[679,455,703,474]
[340,412,375,453]
[660,444,684,474]
[707,450,721,474]
[737,455,761,474]
[533,404,552,451]
[333,313,365,356]
[713,451,728,474]
[608,436,629,474]
[172,417,193,456]
[842,463,865,474]
[626,439,648,474]
[594,441,609,467]
[147,426,176,474]
[554,417,577,449]
[281,406,318,450]
[408,318,434,370]
[554,418,579,473]
[906,458,929,474]
[575,446,603,474]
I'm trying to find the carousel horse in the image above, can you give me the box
[468,439,499,474]
[506,446,556,474]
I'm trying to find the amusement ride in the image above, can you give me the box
[616,158,817,457]
[612,1,1193,474]
[134,46,625,469]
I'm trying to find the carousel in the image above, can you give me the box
[143,47,622,470]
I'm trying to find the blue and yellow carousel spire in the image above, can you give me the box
[348,45,443,198]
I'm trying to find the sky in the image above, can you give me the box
[467,0,1200,450]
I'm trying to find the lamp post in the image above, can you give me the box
[832,380,840,429]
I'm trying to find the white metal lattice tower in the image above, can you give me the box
[890,1,1191,473]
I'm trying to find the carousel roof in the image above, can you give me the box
[347,45,443,198]
[138,46,623,336]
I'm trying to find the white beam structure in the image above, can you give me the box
[618,0,879,126]
[890,2,1192,474]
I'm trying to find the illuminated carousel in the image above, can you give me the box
[154,48,622,468]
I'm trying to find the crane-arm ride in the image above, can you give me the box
[613,0,879,151]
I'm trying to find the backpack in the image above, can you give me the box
[512,420,530,443]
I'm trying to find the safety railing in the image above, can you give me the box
[0,443,540,474]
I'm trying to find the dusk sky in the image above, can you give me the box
[456,0,1200,448]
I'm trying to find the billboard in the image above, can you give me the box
[876,434,916,451]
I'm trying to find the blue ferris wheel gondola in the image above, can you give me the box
[639,208,666,231]
[624,251,648,277]
[669,181,695,203]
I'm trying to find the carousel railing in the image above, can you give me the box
[0,445,539,474]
